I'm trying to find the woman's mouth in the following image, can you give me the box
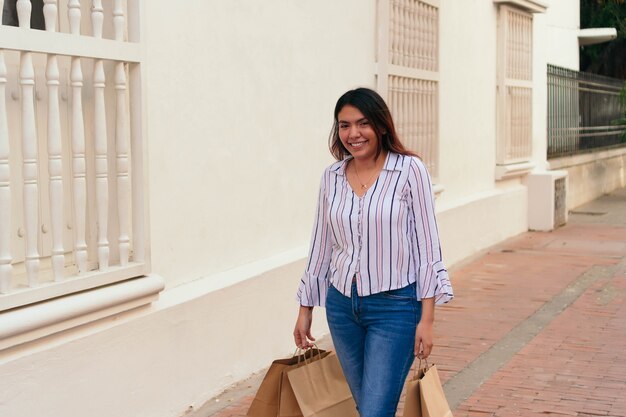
[350,140,368,149]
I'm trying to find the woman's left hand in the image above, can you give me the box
[415,320,434,359]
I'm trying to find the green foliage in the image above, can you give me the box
[580,0,626,78]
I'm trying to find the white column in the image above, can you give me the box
[0,51,12,294]
[44,0,65,281]
[18,0,40,287]
[93,0,109,270]
[69,0,88,273]
[114,0,129,266]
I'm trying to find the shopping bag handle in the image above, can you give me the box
[412,358,430,379]
[293,345,322,365]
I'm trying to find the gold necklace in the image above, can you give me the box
[353,162,378,190]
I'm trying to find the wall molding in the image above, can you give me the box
[493,0,548,13]
[0,274,164,351]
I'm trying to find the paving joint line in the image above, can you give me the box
[442,263,617,410]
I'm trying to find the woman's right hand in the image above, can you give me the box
[293,306,316,348]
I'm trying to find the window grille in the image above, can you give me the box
[377,0,439,178]
[496,6,533,165]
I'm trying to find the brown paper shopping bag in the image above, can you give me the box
[418,364,453,417]
[286,352,358,417]
[246,348,328,417]
[402,363,427,417]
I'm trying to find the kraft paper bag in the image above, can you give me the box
[419,364,453,417]
[286,352,358,417]
[278,350,330,417]
[246,349,328,417]
[402,363,427,417]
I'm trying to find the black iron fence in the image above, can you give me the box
[547,64,626,159]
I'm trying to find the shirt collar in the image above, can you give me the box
[330,152,403,176]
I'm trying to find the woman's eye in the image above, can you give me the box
[339,124,349,129]
[359,121,369,127]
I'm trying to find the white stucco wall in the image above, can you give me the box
[544,0,580,70]
[145,0,376,290]
[437,1,498,204]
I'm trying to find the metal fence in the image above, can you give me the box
[547,64,626,159]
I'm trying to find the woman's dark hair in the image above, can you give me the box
[329,87,418,161]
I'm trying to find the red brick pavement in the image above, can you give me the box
[210,221,626,417]
[455,258,626,417]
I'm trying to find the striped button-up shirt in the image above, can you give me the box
[297,152,453,307]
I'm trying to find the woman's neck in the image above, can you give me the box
[352,151,387,171]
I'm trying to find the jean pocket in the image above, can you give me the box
[378,284,416,301]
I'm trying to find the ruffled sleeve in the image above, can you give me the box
[296,170,332,307]
[406,157,453,305]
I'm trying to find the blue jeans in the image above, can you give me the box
[326,281,421,417]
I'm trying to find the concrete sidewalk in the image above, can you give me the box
[201,187,626,417]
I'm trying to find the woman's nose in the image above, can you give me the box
[348,125,360,138]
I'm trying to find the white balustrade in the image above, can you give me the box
[44,0,65,282]
[115,0,130,266]
[0,51,12,294]
[68,1,88,274]
[93,1,109,270]
[0,0,147,308]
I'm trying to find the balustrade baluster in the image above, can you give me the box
[17,0,31,28]
[113,0,124,40]
[408,1,416,68]
[114,0,130,266]
[422,5,437,71]
[92,0,104,38]
[516,13,520,78]
[391,0,398,65]
[398,1,406,67]
[392,77,402,140]
[524,18,533,81]
[17,1,41,287]
[390,77,397,134]
[44,0,65,281]
[401,77,408,143]
[390,76,397,135]
[68,0,81,34]
[93,0,109,270]
[411,1,426,69]
[427,81,435,169]
[0,51,12,294]
[405,78,411,146]
[69,0,88,273]
[431,7,439,71]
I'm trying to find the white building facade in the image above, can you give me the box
[1,1,623,416]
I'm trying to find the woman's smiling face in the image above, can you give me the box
[337,105,379,161]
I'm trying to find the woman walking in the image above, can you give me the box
[293,88,453,417]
